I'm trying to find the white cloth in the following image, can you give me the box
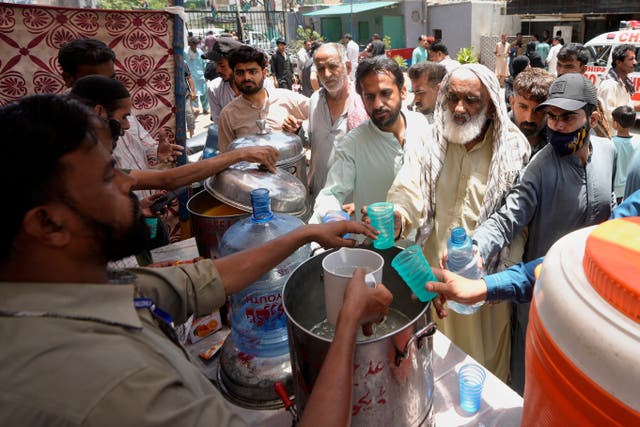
[206,78,237,123]
[440,57,461,73]
[394,63,531,256]
[546,43,562,76]
[113,115,159,200]
[311,110,430,223]
[494,41,510,77]
[346,39,359,81]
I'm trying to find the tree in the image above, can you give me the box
[98,0,166,10]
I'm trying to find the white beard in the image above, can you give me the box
[443,105,488,145]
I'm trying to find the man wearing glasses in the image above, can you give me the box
[472,73,616,395]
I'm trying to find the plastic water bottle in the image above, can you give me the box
[218,188,310,357]
[446,227,484,315]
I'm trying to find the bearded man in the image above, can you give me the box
[311,55,430,223]
[307,42,368,200]
[387,64,530,382]
[509,67,555,156]
[217,46,309,152]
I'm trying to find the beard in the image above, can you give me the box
[237,75,264,95]
[66,193,150,262]
[443,105,489,145]
[320,71,348,97]
[369,101,402,130]
[517,121,541,137]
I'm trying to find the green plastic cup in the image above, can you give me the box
[391,244,438,302]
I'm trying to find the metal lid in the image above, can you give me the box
[205,162,308,217]
[227,124,305,165]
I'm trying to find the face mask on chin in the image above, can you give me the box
[547,124,588,156]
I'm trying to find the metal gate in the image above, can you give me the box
[185,9,287,50]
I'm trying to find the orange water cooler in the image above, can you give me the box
[522,218,640,426]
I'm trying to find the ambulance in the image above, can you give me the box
[584,28,640,105]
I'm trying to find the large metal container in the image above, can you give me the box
[283,247,435,426]
[186,191,249,259]
[205,164,310,221]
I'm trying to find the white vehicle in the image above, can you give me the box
[187,26,226,40]
[584,29,640,107]
[244,31,275,51]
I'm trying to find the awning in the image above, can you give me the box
[303,1,398,17]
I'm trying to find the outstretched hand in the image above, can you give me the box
[282,114,303,133]
[157,131,184,164]
[308,221,378,249]
[426,267,488,318]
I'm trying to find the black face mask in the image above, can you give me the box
[547,124,588,156]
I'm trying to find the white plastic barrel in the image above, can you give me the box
[522,218,640,425]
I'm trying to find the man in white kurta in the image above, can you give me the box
[494,34,511,87]
[387,64,530,382]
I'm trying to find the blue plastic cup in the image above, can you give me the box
[458,363,486,413]
[366,202,395,249]
[391,245,438,302]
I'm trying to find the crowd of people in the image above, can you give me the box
[1,25,640,426]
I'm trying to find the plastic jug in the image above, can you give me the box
[218,188,310,357]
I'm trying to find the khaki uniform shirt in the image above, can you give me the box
[0,261,247,427]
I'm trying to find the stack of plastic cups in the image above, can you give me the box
[391,244,438,302]
[458,363,486,413]
[366,202,395,249]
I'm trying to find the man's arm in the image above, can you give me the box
[473,163,540,265]
[271,54,283,81]
[214,222,377,295]
[129,146,279,190]
[311,142,358,223]
[427,258,543,318]
[387,136,427,239]
[299,268,392,427]
[597,80,617,128]
[611,189,640,219]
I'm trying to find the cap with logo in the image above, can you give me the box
[536,73,598,111]
[276,38,286,45]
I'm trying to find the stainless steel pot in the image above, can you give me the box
[227,120,308,188]
[186,191,249,259]
[204,163,310,220]
[283,247,435,426]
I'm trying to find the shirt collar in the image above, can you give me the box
[367,110,408,146]
[0,281,142,329]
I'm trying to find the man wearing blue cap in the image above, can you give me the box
[471,73,617,395]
